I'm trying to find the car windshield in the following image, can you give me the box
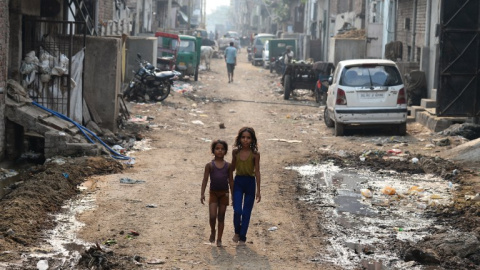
[340,65,402,87]
[256,36,273,45]
[172,40,196,53]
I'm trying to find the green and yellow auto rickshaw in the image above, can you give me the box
[174,35,202,81]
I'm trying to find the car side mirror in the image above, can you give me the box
[328,76,333,84]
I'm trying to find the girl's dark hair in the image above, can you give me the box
[234,127,258,152]
[211,139,228,154]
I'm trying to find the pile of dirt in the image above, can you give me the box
[335,29,366,39]
[0,156,124,259]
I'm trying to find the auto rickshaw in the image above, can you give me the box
[174,35,202,81]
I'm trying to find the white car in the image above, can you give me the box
[262,40,270,69]
[324,59,407,136]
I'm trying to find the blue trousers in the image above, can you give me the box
[233,175,256,242]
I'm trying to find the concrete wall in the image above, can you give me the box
[125,37,157,83]
[84,36,122,132]
[328,38,366,65]
[0,0,9,160]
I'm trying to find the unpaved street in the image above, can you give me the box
[1,51,480,269]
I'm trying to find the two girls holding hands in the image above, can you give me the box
[200,127,261,246]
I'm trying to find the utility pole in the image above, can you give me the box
[187,0,191,31]
[166,0,172,30]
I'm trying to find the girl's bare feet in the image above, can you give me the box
[209,230,216,243]
[232,234,240,243]
[216,240,222,247]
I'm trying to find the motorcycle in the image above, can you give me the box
[247,46,253,61]
[124,53,180,102]
[270,55,284,75]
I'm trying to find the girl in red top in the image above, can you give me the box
[201,140,233,247]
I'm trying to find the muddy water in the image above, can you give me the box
[23,190,96,268]
[0,172,20,199]
[288,163,457,270]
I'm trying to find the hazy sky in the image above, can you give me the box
[206,0,228,14]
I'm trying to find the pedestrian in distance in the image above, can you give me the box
[282,46,294,74]
[230,127,261,246]
[224,41,237,83]
[201,140,233,247]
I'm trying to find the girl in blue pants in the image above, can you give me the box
[230,127,261,245]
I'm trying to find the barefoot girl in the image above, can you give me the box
[230,127,261,245]
[201,140,233,247]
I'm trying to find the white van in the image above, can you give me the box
[324,59,407,136]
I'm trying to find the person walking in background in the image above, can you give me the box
[230,127,261,246]
[201,140,233,247]
[282,46,294,74]
[224,42,237,83]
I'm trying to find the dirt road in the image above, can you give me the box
[1,52,480,269]
[78,53,345,269]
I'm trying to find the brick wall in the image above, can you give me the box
[0,0,9,159]
[98,0,114,22]
[396,0,426,61]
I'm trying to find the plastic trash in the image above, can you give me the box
[382,186,396,195]
[430,194,442,199]
[453,169,459,175]
[37,260,48,270]
[360,189,373,198]
[120,177,146,184]
[359,156,366,162]
[146,204,158,208]
[411,157,419,164]
[62,172,69,179]
[408,186,424,194]
[387,149,402,155]
[417,202,427,209]
[393,227,404,232]
[268,226,278,231]
[191,120,205,125]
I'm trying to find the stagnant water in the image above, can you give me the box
[287,162,457,270]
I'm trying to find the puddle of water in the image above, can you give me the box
[0,173,21,199]
[287,163,457,269]
[23,191,96,268]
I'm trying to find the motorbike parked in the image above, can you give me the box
[270,55,284,75]
[124,53,180,102]
[247,46,253,61]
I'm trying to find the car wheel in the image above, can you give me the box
[397,123,407,135]
[334,122,344,136]
[284,75,291,100]
[324,108,334,127]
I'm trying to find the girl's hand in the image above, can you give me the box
[201,194,205,205]
[256,192,261,203]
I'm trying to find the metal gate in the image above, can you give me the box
[22,19,86,118]
[438,0,480,117]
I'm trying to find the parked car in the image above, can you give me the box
[324,59,407,136]
[217,31,240,51]
[251,33,275,66]
[262,40,270,69]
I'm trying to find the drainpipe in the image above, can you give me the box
[325,0,330,61]
[411,0,418,62]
